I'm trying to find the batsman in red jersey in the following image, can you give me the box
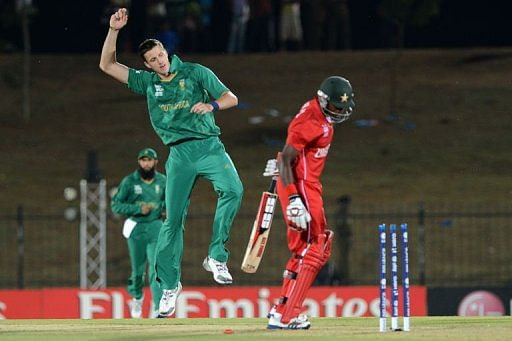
[264,76,355,329]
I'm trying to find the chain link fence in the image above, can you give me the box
[1,201,512,289]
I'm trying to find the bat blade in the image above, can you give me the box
[241,179,278,273]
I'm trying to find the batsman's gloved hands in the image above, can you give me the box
[263,159,279,177]
[286,195,311,231]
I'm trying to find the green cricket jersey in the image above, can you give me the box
[111,170,166,223]
[127,55,230,145]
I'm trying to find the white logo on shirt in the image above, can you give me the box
[322,124,330,137]
[134,185,142,194]
[154,84,164,97]
[314,144,331,158]
[155,185,160,194]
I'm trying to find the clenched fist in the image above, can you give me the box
[109,8,128,31]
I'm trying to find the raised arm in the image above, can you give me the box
[99,8,130,84]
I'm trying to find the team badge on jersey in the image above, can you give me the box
[134,185,142,194]
[154,84,163,97]
[155,185,160,194]
[179,79,186,91]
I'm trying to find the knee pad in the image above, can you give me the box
[322,230,334,262]
[302,230,334,270]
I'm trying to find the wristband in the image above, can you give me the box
[285,184,298,197]
[109,26,119,31]
[209,101,220,112]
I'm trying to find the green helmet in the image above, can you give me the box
[317,76,355,123]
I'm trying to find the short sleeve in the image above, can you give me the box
[127,68,153,96]
[286,113,322,152]
[192,64,230,99]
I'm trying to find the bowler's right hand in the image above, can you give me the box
[110,8,128,30]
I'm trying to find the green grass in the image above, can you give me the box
[1,317,511,340]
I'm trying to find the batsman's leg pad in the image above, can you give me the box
[280,231,333,323]
[280,263,318,323]
[275,256,300,314]
[322,229,334,263]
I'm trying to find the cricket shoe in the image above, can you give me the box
[267,305,309,324]
[267,311,311,330]
[203,256,233,284]
[128,296,143,318]
[158,282,182,317]
[150,309,160,319]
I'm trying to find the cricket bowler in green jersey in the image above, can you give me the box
[111,148,166,318]
[100,8,244,317]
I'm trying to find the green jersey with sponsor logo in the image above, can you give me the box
[111,170,166,223]
[127,55,229,145]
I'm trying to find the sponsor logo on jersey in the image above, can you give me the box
[159,100,190,111]
[134,185,142,194]
[314,144,331,158]
[154,84,164,97]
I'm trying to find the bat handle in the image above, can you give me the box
[269,177,277,193]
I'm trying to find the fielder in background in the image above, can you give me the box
[111,148,166,318]
[263,76,355,329]
[100,8,244,318]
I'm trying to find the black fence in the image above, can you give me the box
[1,201,512,289]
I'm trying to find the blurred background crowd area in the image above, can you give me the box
[0,0,510,54]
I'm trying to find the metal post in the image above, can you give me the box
[20,1,31,122]
[335,195,352,284]
[80,179,107,288]
[16,205,25,289]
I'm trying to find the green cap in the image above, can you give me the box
[137,148,158,160]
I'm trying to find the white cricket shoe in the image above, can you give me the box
[267,311,311,330]
[128,296,143,318]
[267,305,309,322]
[158,282,182,317]
[202,256,233,284]
[150,309,160,319]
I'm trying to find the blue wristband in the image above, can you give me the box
[209,101,220,112]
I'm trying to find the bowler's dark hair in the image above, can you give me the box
[138,39,165,61]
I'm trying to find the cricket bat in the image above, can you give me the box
[241,177,278,273]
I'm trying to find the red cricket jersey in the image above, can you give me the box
[286,99,334,182]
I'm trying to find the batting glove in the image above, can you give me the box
[286,195,311,231]
[263,159,279,177]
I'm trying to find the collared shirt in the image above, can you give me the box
[127,55,229,145]
[286,98,334,182]
[111,170,166,223]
